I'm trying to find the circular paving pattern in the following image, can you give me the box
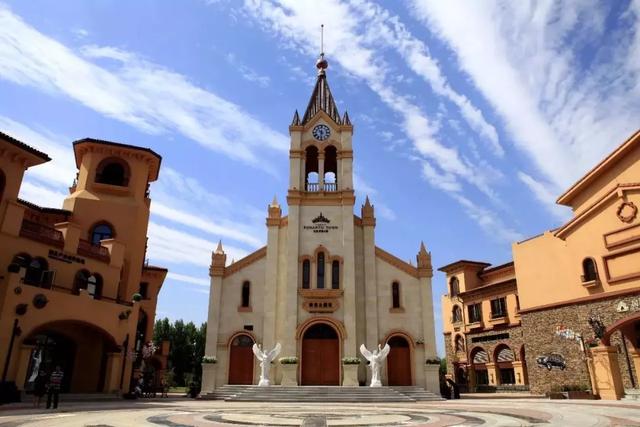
[1,399,640,426]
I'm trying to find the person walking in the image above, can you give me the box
[32,370,47,408]
[46,365,64,409]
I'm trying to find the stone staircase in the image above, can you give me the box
[200,385,443,402]
[623,389,640,401]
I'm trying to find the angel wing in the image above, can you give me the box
[359,344,373,361]
[267,343,281,361]
[379,343,391,360]
[252,343,264,361]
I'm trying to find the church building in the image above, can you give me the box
[202,54,439,392]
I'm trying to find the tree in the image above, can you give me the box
[153,318,207,387]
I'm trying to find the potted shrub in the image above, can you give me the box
[279,357,298,386]
[342,357,360,386]
[201,356,218,393]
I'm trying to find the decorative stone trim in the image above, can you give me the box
[616,201,637,223]
[223,247,267,278]
[375,247,418,278]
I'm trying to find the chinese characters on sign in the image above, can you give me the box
[303,212,338,233]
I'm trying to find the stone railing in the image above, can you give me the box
[19,220,64,248]
[77,239,111,263]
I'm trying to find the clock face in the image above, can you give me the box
[312,124,331,141]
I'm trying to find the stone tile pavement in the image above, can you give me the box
[0,398,639,426]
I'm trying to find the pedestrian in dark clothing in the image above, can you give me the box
[46,365,64,409]
[33,370,47,408]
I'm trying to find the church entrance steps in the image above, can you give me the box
[200,385,444,402]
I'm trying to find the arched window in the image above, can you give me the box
[452,305,462,323]
[24,257,47,286]
[95,158,130,186]
[73,269,90,294]
[455,335,465,352]
[582,258,598,282]
[0,168,5,202]
[317,252,325,289]
[449,276,460,297]
[302,259,310,289]
[91,223,114,245]
[305,146,319,191]
[331,260,340,289]
[241,281,250,307]
[87,274,103,298]
[324,145,337,191]
[392,281,400,308]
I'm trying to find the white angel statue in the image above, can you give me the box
[27,349,42,383]
[252,342,282,386]
[360,343,390,387]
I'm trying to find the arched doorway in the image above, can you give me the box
[301,323,339,385]
[494,344,515,385]
[22,321,119,393]
[387,336,412,386]
[228,334,254,385]
[470,347,489,388]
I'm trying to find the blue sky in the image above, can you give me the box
[1,1,639,356]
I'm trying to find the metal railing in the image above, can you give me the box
[19,220,64,248]
[305,182,338,192]
[77,239,111,263]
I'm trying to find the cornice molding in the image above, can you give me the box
[223,247,267,278]
[375,246,419,279]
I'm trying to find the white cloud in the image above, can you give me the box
[166,272,209,287]
[348,0,503,157]
[0,5,288,169]
[518,172,570,222]
[242,0,519,242]
[410,0,640,211]
[147,222,248,268]
[353,172,396,221]
[226,53,271,87]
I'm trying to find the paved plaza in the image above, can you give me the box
[1,398,640,426]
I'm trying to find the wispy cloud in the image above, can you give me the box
[242,0,516,241]
[166,272,210,287]
[410,0,640,210]
[0,5,288,169]
[226,53,271,87]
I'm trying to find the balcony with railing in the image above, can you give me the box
[19,220,64,248]
[77,239,111,263]
[305,182,338,192]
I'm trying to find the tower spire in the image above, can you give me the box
[303,25,340,125]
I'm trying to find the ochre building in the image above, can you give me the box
[202,56,439,392]
[0,132,168,396]
[440,261,526,393]
[441,129,640,399]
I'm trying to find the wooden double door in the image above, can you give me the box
[387,336,412,386]
[301,323,340,385]
[228,334,254,385]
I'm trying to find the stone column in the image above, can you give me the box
[281,203,300,366]
[512,361,524,385]
[203,245,225,391]
[592,345,624,400]
[14,344,35,390]
[630,350,640,388]
[104,352,123,393]
[342,199,357,359]
[264,199,281,351]
[485,363,499,386]
[417,243,437,391]
[318,152,325,189]
[361,198,378,384]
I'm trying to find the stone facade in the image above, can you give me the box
[521,291,640,394]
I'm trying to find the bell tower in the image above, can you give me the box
[287,52,355,206]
